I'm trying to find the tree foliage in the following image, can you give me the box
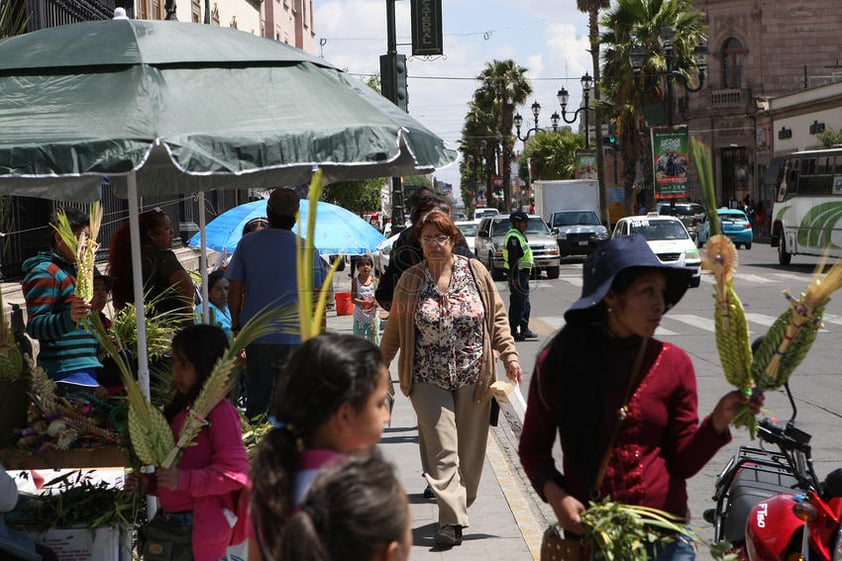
[517,129,583,182]
[322,177,383,213]
[818,127,842,147]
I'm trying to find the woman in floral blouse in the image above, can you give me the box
[380,210,522,548]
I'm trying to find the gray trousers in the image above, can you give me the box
[410,382,491,527]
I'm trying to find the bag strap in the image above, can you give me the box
[591,337,648,495]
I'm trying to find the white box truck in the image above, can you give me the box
[533,179,609,258]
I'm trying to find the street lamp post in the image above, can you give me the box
[628,26,709,126]
[557,73,595,148]
[514,101,560,142]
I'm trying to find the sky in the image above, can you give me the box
[314,0,593,202]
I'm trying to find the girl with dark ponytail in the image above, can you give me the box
[248,333,392,560]
[279,449,411,561]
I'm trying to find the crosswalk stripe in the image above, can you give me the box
[734,273,776,285]
[668,314,716,332]
[771,272,811,284]
[744,312,777,327]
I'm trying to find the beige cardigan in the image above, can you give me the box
[379,256,519,402]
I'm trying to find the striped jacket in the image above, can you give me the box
[21,252,101,376]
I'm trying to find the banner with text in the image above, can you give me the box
[574,149,597,180]
[651,126,689,199]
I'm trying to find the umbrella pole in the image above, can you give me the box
[127,172,158,519]
[127,173,151,401]
[198,192,209,323]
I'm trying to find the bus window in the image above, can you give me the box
[818,156,832,175]
[835,156,842,175]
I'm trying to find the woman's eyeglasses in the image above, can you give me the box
[420,235,451,246]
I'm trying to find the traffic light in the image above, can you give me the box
[379,53,408,112]
[607,123,617,145]
[394,54,408,112]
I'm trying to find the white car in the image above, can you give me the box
[611,213,701,288]
[472,207,500,221]
[454,219,481,254]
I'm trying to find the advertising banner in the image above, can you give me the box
[651,126,689,199]
[574,149,597,180]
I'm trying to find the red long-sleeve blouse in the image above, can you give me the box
[518,336,730,518]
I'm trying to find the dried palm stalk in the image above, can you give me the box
[296,169,342,342]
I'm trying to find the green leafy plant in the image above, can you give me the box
[580,498,736,561]
[6,470,143,533]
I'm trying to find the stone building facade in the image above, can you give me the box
[685,0,842,210]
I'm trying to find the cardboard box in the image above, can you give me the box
[23,526,129,561]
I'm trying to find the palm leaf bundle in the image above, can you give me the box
[23,354,121,449]
[692,139,756,434]
[752,258,842,391]
[52,202,103,303]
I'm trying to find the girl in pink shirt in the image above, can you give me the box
[138,325,250,561]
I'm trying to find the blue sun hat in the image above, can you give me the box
[564,234,693,322]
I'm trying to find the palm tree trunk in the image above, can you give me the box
[589,8,608,225]
[502,103,514,211]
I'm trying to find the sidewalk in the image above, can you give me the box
[327,309,542,561]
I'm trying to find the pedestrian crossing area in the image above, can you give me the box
[537,310,836,337]
[526,264,838,337]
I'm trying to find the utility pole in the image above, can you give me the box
[381,0,407,233]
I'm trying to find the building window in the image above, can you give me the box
[722,37,745,89]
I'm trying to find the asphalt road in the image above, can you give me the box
[493,243,842,557]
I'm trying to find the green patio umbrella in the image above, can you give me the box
[0,12,455,200]
[0,11,456,399]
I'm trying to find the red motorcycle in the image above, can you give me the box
[704,383,842,561]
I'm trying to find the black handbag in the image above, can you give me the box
[140,512,193,561]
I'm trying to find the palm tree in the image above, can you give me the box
[600,0,706,215]
[576,0,611,222]
[475,60,532,211]
[459,99,497,210]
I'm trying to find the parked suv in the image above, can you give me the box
[611,213,701,287]
[548,210,609,258]
[475,215,561,281]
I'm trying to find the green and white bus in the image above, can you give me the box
[772,147,842,265]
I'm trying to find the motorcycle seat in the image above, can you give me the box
[723,462,799,543]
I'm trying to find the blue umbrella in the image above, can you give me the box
[189,199,385,256]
